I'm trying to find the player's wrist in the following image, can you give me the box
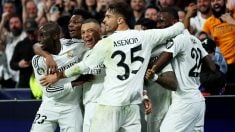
[151,74,159,82]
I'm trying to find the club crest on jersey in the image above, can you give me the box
[66,51,74,58]
[37,68,45,75]
[166,39,174,49]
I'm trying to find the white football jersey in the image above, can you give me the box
[164,30,208,103]
[82,50,105,105]
[32,38,87,105]
[147,45,172,120]
[65,22,185,106]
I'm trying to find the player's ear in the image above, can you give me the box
[117,17,124,25]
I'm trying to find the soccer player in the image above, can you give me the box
[40,2,185,132]
[80,18,105,132]
[145,8,180,132]
[145,7,217,132]
[33,9,91,74]
[81,18,153,132]
[30,22,83,132]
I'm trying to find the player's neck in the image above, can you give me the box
[116,24,129,31]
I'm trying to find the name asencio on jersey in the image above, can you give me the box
[114,38,138,47]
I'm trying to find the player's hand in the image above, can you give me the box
[45,55,58,74]
[143,99,152,114]
[220,13,235,25]
[185,3,197,18]
[40,73,59,86]
[145,69,155,80]
[18,59,30,68]
[1,12,9,23]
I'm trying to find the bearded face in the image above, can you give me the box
[9,17,22,36]
[197,0,211,14]
[211,0,226,18]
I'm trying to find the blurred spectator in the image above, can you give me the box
[184,0,212,34]
[134,18,156,30]
[0,15,27,88]
[22,0,38,23]
[172,7,186,22]
[226,0,235,11]
[38,16,48,28]
[81,0,104,22]
[199,35,228,75]
[197,30,208,40]
[157,0,175,9]
[10,19,38,88]
[144,5,159,22]
[40,0,61,22]
[130,0,146,22]
[58,0,78,16]
[202,0,235,84]
[2,0,16,15]
[57,15,71,39]
[0,38,6,86]
[0,0,17,32]
[200,37,227,95]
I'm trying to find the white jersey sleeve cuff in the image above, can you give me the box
[64,62,88,77]
[64,83,73,90]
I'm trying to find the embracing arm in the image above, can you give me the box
[156,71,177,91]
[145,52,176,90]
[33,43,57,74]
[151,52,173,73]
[146,22,185,47]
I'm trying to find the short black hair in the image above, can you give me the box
[136,18,156,29]
[108,2,135,29]
[82,18,100,25]
[160,7,179,21]
[145,5,160,12]
[72,8,93,20]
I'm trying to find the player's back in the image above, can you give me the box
[97,30,159,106]
[167,30,208,103]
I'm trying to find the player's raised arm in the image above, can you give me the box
[144,22,185,48]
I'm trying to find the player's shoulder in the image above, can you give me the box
[32,55,44,68]
[60,38,84,46]
[172,32,185,43]
[98,35,113,44]
[32,55,42,61]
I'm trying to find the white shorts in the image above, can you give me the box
[83,102,97,132]
[30,103,83,132]
[90,104,141,132]
[160,101,205,132]
[147,87,171,132]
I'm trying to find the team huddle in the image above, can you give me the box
[30,2,218,132]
